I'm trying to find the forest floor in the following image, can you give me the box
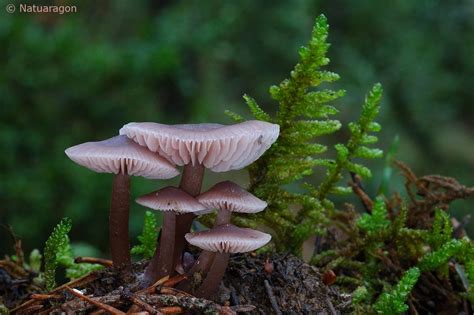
[2,252,350,314]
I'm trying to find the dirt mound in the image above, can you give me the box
[221,253,350,314]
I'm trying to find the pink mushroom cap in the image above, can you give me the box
[197,181,267,214]
[65,135,179,179]
[119,120,279,172]
[185,224,271,253]
[136,186,207,214]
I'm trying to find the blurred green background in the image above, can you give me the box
[1,0,473,257]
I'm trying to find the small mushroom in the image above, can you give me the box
[185,224,271,298]
[197,181,267,226]
[184,181,267,287]
[120,121,279,278]
[65,135,179,270]
[135,187,206,286]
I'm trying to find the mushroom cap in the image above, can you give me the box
[197,181,267,214]
[136,186,207,214]
[119,120,279,172]
[185,224,271,253]
[65,135,179,179]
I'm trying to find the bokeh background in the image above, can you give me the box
[1,0,473,257]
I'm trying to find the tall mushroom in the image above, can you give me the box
[185,224,271,298]
[135,186,206,286]
[119,120,279,278]
[65,135,179,271]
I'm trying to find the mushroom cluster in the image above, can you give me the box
[65,120,279,296]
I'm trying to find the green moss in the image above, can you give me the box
[131,211,159,259]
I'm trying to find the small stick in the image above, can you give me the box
[264,280,282,315]
[325,296,337,315]
[0,259,28,277]
[51,272,100,293]
[9,298,40,313]
[160,287,193,297]
[229,284,240,306]
[125,295,161,315]
[350,172,373,212]
[163,274,187,287]
[75,256,113,267]
[65,286,126,315]
[20,304,44,314]
[158,306,183,314]
[30,293,62,300]
[135,276,170,295]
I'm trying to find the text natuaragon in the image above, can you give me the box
[19,4,77,14]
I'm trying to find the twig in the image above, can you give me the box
[325,296,337,315]
[0,259,28,277]
[162,274,187,288]
[75,256,113,267]
[157,306,183,314]
[229,284,240,306]
[9,298,40,314]
[65,286,126,315]
[18,304,44,314]
[30,293,62,300]
[135,276,170,295]
[160,287,193,297]
[51,271,100,293]
[350,172,373,212]
[124,294,161,315]
[263,279,281,315]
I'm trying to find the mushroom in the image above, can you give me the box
[135,186,206,286]
[119,120,279,278]
[197,181,268,226]
[185,224,271,298]
[65,135,179,270]
[179,181,267,293]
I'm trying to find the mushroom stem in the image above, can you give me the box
[215,208,232,226]
[177,251,216,292]
[142,212,176,285]
[195,253,230,299]
[109,173,131,269]
[174,164,205,265]
[182,209,233,292]
[179,163,205,196]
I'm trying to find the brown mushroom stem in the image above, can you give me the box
[142,212,176,286]
[109,173,131,269]
[181,208,232,292]
[174,164,205,264]
[177,251,216,292]
[195,253,230,299]
[215,208,232,226]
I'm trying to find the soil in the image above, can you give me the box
[221,253,349,314]
[2,253,350,314]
